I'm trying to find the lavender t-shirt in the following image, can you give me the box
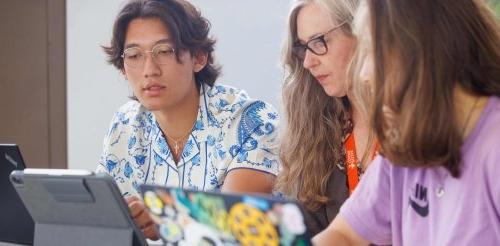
[340,96,500,245]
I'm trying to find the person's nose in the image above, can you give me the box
[142,52,161,78]
[302,50,319,70]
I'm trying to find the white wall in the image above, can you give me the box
[67,0,291,170]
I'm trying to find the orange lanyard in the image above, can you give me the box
[344,133,379,195]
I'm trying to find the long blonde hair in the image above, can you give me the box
[276,0,359,211]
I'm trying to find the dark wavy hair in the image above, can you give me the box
[103,0,221,86]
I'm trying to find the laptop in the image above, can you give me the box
[0,144,34,245]
[140,185,312,246]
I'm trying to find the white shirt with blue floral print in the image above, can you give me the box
[96,84,280,197]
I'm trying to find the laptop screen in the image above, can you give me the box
[0,144,34,245]
[140,185,311,245]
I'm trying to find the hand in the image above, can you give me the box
[126,196,160,240]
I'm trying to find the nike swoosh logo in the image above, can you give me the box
[409,198,429,217]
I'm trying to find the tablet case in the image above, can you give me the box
[9,171,147,246]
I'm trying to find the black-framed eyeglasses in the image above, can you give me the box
[292,21,347,60]
[121,43,176,68]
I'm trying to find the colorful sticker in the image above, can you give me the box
[228,203,279,246]
[281,204,306,234]
[143,190,163,215]
[158,218,183,243]
[190,193,231,236]
[243,196,270,211]
[182,220,225,246]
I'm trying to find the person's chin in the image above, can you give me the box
[322,86,345,98]
[138,98,167,111]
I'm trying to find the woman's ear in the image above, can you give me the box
[193,52,208,73]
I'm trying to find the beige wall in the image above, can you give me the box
[0,0,66,168]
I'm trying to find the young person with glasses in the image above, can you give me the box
[275,0,378,236]
[314,0,500,244]
[97,0,279,239]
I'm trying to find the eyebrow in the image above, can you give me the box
[296,31,326,44]
[124,38,173,49]
[297,21,348,44]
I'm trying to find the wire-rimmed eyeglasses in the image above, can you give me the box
[121,44,175,68]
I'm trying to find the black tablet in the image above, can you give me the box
[0,144,34,245]
[10,169,148,246]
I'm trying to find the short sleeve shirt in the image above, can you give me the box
[96,84,280,197]
[339,96,500,245]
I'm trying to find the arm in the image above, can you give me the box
[222,169,275,193]
[314,157,393,245]
[98,114,157,239]
[96,106,144,198]
[313,216,369,246]
[223,100,279,194]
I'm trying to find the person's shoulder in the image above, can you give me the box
[473,96,500,151]
[205,83,249,106]
[105,101,155,144]
[477,97,500,186]
[204,83,279,121]
[478,98,500,166]
[483,96,500,120]
[110,100,152,127]
[116,100,143,112]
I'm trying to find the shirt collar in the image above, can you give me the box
[191,83,211,143]
[148,84,212,167]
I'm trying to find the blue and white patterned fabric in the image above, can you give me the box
[96,83,280,197]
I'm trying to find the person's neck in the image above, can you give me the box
[454,86,488,140]
[349,98,372,168]
[153,86,200,140]
[350,99,369,135]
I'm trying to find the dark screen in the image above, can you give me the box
[0,144,34,245]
